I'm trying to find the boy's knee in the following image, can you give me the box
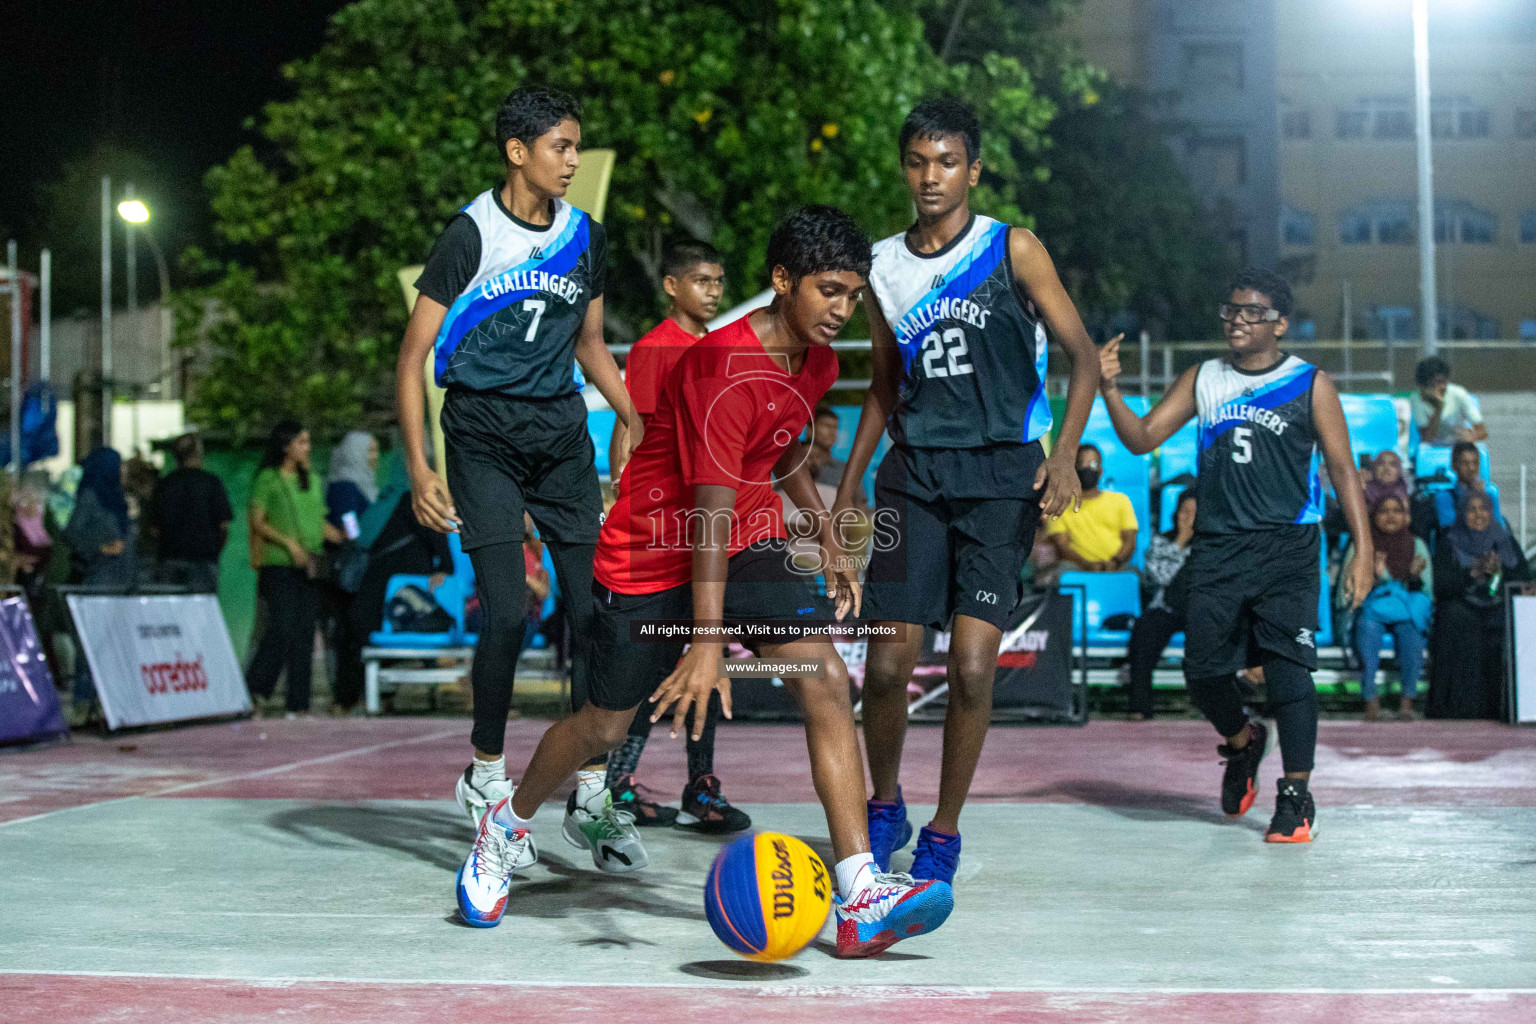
[572,705,635,751]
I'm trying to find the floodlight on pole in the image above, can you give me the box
[116,195,173,395]
[117,199,149,224]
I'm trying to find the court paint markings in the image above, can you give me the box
[0,728,462,830]
[2,970,1533,997]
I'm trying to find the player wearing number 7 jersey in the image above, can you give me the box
[832,97,1100,887]
[396,86,643,861]
[1096,268,1375,843]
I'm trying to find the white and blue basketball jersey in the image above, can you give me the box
[868,214,1049,449]
[429,192,605,397]
[1194,354,1323,534]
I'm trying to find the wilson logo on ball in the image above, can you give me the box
[704,832,832,962]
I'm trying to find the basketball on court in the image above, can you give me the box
[704,832,833,961]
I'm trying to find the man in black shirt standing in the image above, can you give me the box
[396,86,641,858]
[148,433,234,594]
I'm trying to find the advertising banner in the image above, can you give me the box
[0,594,67,745]
[66,593,250,730]
[932,589,1079,721]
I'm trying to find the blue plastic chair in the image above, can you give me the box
[1060,571,1141,646]
[1414,443,1490,488]
[587,407,617,478]
[368,574,467,649]
[1337,394,1399,467]
[1158,419,1199,481]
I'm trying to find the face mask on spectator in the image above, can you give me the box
[1077,468,1101,491]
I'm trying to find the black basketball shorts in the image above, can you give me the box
[1182,524,1321,679]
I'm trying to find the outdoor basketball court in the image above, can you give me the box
[3,716,1534,1022]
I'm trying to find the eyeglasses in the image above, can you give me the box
[1219,303,1282,324]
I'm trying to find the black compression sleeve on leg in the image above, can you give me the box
[685,690,722,784]
[544,540,597,715]
[1185,672,1251,740]
[467,542,528,756]
[1262,654,1317,774]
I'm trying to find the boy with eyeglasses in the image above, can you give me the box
[1096,269,1374,843]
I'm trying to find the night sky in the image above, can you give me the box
[2,1,347,302]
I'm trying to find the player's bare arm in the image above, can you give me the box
[1098,337,1199,455]
[831,288,899,527]
[1314,371,1374,608]
[650,483,735,740]
[1009,227,1099,518]
[396,293,461,533]
[575,297,643,455]
[776,442,861,620]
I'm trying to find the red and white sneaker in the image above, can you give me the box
[834,872,954,958]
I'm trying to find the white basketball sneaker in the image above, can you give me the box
[456,765,536,869]
[455,802,534,927]
[562,789,649,873]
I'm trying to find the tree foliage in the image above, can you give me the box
[184,0,1061,438]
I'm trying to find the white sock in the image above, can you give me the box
[471,755,506,788]
[489,796,533,832]
[835,852,877,899]
[574,768,608,814]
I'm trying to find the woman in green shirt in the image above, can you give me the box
[246,419,344,715]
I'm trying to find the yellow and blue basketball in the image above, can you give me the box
[703,831,832,962]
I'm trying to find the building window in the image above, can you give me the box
[1518,109,1536,138]
[1440,305,1500,341]
[1280,206,1315,247]
[1340,200,1416,245]
[1188,136,1246,188]
[1282,108,1312,139]
[1336,109,1368,139]
[1520,320,1536,342]
[1432,97,1491,139]
[1436,201,1496,244]
[1365,307,1416,341]
[1521,211,1536,244]
[1182,42,1244,91]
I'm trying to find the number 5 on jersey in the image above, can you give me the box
[523,298,546,342]
[1232,425,1253,464]
[921,327,974,378]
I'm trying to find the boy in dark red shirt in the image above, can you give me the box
[602,242,750,834]
[456,206,954,958]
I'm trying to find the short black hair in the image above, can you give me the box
[495,86,581,160]
[1228,267,1293,318]
[765,205,872,285]
[1077,442,1101,460]
[1415,355,1451,386]
[900,96,981,164]
[663,240,722,279]
[1451,440,1480,466]
[814,402,838,421]
[172,432,202,465]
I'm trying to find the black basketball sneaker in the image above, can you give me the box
[1264,777,1317,844]
[609,774,679,828]
[1218,719,1269,817]
[676,774,751,834]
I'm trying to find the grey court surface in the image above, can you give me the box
[2,799,1533,992]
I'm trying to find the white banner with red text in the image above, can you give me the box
[66,593,250,729]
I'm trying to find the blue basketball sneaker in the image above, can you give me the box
[867,788,912,871]
[834,872,954,958]
[455,800,533,927]
[910,825,961,884]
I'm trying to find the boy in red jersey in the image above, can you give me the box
[456,206,954,958]
[602,242,751,834]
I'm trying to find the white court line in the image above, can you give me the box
[0,969,1533,996]
[0,728,462,830]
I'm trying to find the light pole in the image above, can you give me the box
[117,198,172,397]
[101,175,112,448]
[1412,0,1439,356]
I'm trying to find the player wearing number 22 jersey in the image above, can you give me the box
[834,97,1101,890]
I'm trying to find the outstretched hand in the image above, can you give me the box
[1098,333,1125,389]
[650,644,732,740]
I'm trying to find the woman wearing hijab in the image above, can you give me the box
[325,431,380,537]
[1363,451,1410,510]
[331,451,453,712]
[247,420,344,716]
[64,447,133,586]
[1427,491,1529,720]
[1339,495,1432,721]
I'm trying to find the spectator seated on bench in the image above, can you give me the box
[1338,494,1431,722]
[1432,441,1504,529]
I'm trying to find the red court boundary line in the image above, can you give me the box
[0,728,461,829]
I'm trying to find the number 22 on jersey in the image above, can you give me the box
[920,327,974,378]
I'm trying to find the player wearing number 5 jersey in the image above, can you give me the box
[832,97,1100,887]
[396,87,642,862]
[1097,268,1375,843]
